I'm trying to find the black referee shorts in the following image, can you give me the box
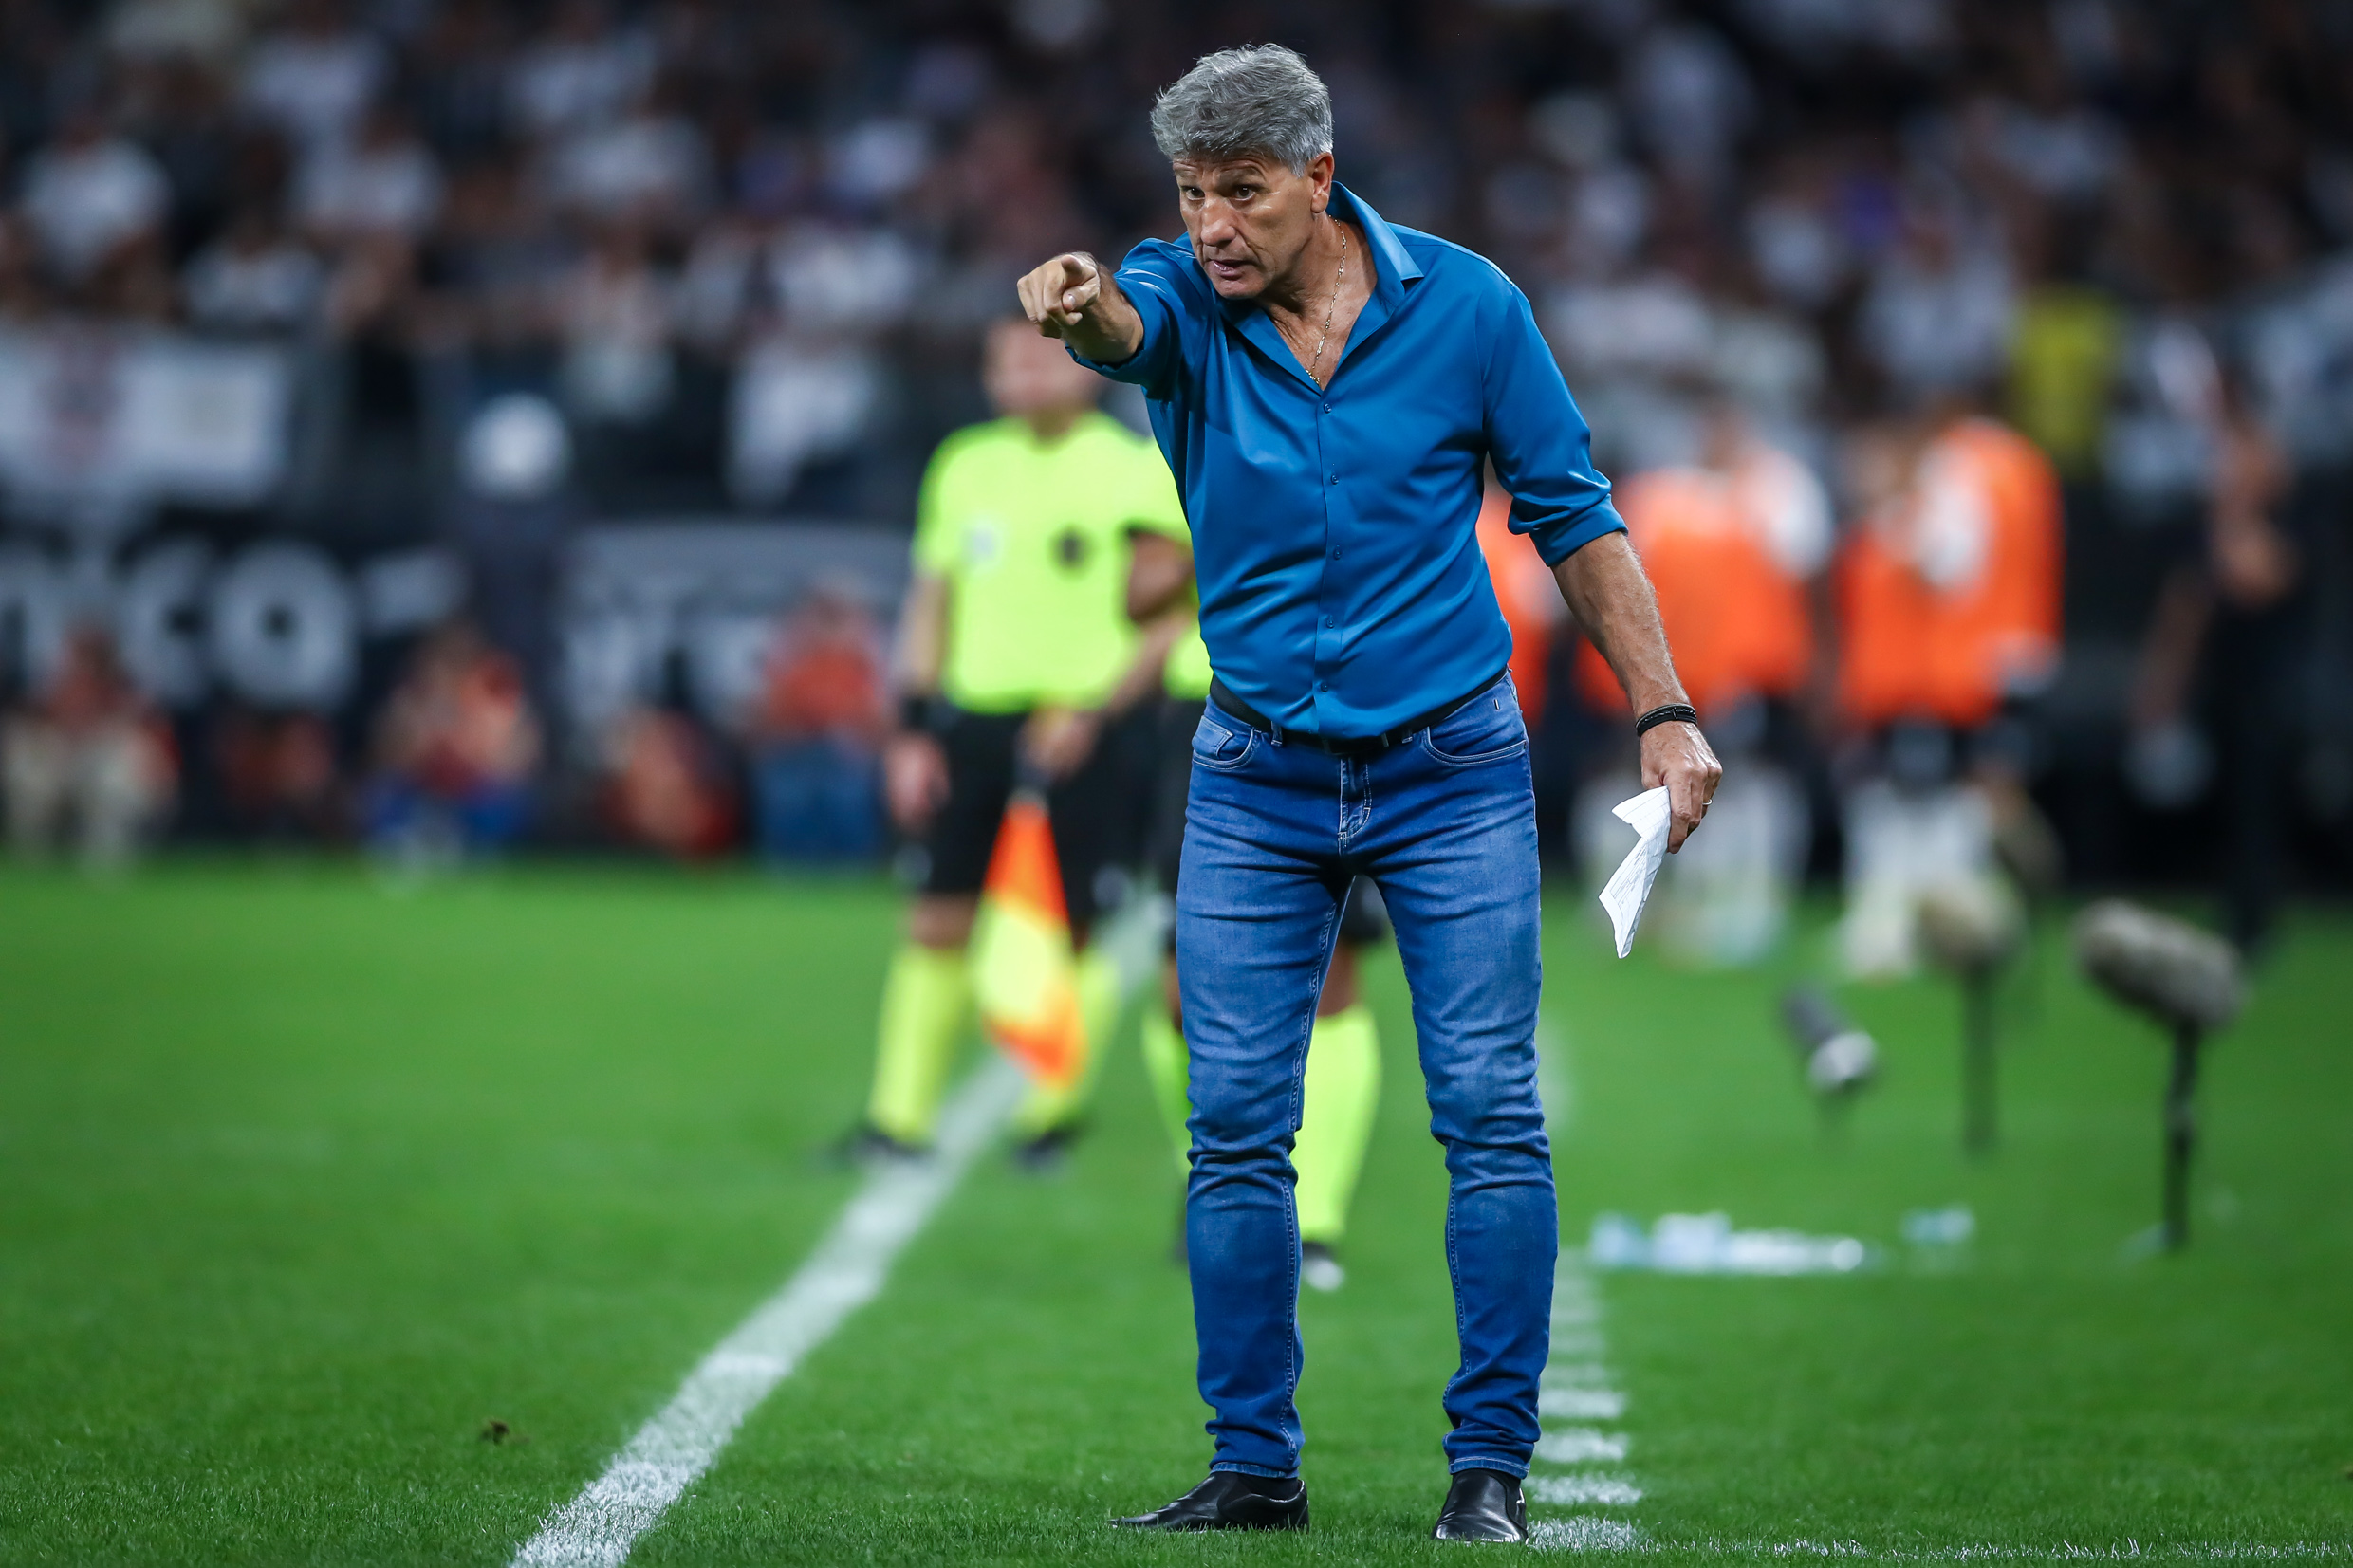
[909,706,1150,937]
[1149,696,1391,948]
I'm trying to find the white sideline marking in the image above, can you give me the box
[1534,1017,1647,1542]
[510,1060,1026,1568]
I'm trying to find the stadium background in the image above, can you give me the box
[2,0,2351,1562]
[0,0,2347,886]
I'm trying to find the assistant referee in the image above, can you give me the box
[1019,46,1720,1540]
[851,318,1182,1168]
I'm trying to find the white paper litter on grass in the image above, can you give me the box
[1597,786,1672,957]
[1587,1211,1872,1275]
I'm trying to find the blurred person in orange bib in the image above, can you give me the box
[1833,400,2062,976]
[1569,398,1829,962]
[2,623,176,867]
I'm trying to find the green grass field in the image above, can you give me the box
[1,861,2347,1565]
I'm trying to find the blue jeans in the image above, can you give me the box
[1175,678,1554,1479]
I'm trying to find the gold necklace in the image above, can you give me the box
[1306,222,1348,384]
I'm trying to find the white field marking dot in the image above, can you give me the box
[1531,1516,1644,1552]
[1529,1474,1643,1506]
[1535,1428,1630,1466]
[1540,1387,1627,1420]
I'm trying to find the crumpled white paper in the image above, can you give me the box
[1598,786,1672,958]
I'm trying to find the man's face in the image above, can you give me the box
[983,321,1101,417]
[1173,151,1334,301]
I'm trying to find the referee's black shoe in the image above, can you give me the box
[827,1124,927,1170]
[1431,1467,1527,1542]
[1111,1471,1308,1531]
[1010,1123,1081,1174]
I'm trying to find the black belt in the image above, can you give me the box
[1208,672,1506,757]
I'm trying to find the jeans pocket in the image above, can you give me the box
[1192,712,1256,770]
[1422,688,1528,766]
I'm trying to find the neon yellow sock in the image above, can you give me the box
[865,944,971,1144]
[1011,947,1119,1137]
[1294,1002,1381,1245]
[1139,997,1192,1174]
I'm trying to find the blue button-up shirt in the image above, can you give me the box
[1075,185,1623,738]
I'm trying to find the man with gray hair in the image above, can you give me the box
[1020,44,1718,1540]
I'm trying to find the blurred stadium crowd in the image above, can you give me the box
[0,0,2349,935]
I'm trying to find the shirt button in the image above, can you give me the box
[1329,474,1339,485]
[1318,682,1328,692]
[1329,549,1342,560]
[1322,403,1331,413]
[1325,617,1336,627]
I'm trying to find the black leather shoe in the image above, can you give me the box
[1111,1471,1309,1531]
[1431,1467,1527,1542]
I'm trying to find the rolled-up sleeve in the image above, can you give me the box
[1066,244,1190,394]
[1482,280,1625,566]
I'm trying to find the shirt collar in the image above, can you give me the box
[1333,182,1422,296]
[1208,182,1420,322]
[1205,182,1422,384]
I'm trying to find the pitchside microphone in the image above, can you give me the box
[1780,987,1879,1098]
[1917,878,2026,1154]
[1916,878,2026,977]
[2072,900,2243,1035]
[2073,900,2244,1251]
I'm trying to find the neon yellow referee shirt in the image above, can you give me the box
[913,411,1186,713]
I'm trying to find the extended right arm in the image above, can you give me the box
[1017,252,1144,366]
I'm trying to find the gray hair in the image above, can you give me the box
[1149,45,1333,174]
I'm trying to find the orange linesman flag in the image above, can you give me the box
[970,788,1086,1091]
